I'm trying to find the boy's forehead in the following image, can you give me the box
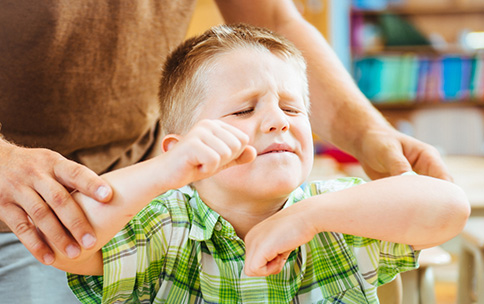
[206,49,304,87]
[229,57,301,92]
[197,47,309,110]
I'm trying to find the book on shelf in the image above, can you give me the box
[350,8,431,54]
[353,54,484,104]
[352,0,404,10]
[353,54,419,102]
[471,56,484,99]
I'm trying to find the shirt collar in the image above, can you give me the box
[184,184,306,242]
[185,186,223,241]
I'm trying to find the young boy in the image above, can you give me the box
[50,24,469,303]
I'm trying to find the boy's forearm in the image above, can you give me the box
[50,119,254,274]
[50,154,176,274]
[303,175,469,249]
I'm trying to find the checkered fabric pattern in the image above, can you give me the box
[68,177,419,303]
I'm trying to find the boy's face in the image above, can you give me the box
[194,48,314,202]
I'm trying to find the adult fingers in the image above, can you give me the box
[2,189,80,264]
[1,203,55,264]
[401,136,453,181]
[33,175,97,252]
[53,158,112,203]
[360,140,412,180]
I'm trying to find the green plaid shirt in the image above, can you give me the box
[68,177,419,303]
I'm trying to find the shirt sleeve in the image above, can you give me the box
[67,196,174,303]
[377,241,420,285]
[344,235,420,287]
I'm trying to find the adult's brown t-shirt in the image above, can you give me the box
[0,0,197,232]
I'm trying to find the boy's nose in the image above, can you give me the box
[261,108,289,133]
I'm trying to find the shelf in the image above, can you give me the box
[352,6,484,16]
[350,2,484,113]
[372,100,484,111]
[353,45,437,56]
[353,45,483,56]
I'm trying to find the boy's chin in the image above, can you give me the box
[254,176,305,195]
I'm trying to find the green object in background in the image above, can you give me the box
[379,13,430,46]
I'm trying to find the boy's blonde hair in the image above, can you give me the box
[159,23,309,136]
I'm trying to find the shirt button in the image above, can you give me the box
[214,222,222,231]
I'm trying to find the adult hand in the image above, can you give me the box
[0,141,113,265]
[355,127,452,181]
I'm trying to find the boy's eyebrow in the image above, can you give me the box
[278,91,301,101]
[230,88,259,100]
[229,88,302,102]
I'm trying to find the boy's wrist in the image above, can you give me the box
[151,152,192,192]
[302,194,341,236]
[292,198,322,238]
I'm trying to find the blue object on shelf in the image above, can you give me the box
[352,0,388,10]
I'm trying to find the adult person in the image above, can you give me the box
[0,0,450,302]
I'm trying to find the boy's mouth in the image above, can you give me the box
[258,143,294,155]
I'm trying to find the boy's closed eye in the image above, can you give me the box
[232,108,254,116]
[282,107,302,115]
[279,99,307,115]
[231,106,304,117]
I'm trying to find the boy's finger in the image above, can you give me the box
[199,135,234,165]
[211,123,250,155]
[245,252,286,277]
[264,253,289,276]
[234,146,256,165]
[194,144,223,174]
[219,146,256,172]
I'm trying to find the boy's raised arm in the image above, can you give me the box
[49,120,256,275]
[244,174,470,277]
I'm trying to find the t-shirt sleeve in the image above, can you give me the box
[377,241,420,285]
[344,235,420,287]
[67,196,174,303]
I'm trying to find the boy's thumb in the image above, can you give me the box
[219,146,256,172]
[235,146,257,165]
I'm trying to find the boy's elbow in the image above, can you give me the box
[51,250,104,276]
[450,184,471,229]
[408,178,470,250]
[440,183,470,238]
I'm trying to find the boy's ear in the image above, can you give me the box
[162,134,181,152]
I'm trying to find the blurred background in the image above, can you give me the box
[187,1,484,303]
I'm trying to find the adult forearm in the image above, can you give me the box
[274,17,391,156]
[216,0,390,154]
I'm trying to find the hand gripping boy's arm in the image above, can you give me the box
[244,174,470,277]
[50,119,256,275]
